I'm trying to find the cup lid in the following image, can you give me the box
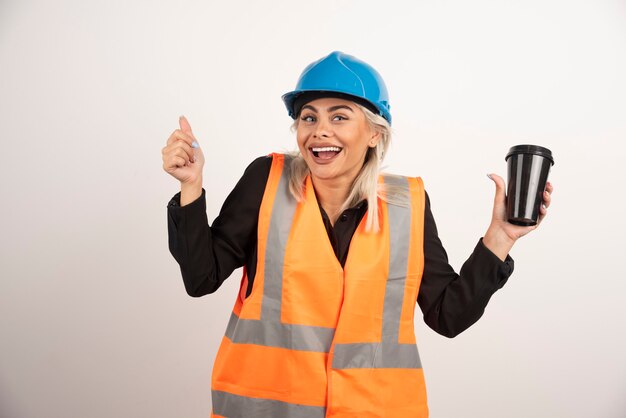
[505,144,554,165]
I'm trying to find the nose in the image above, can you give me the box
[313,118,332,138]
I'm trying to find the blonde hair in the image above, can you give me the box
[287,104,408,233]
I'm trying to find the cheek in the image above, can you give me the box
[296,133,305,149]
[296,128,309,148]
[345,130,371,153]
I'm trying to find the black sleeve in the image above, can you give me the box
[166,155,272,297]
[417,191,514,338]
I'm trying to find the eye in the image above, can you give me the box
[300,114,316,123]
[332,114,348,121]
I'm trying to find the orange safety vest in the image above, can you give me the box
[211,153,428,418]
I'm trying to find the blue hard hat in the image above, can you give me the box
[282,51,392,124]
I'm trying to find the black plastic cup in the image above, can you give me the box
[505,145,554,226]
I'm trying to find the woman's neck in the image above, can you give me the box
[310,175,352,226]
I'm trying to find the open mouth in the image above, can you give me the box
[310,146,343,160]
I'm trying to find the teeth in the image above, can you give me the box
[312,147,341,152]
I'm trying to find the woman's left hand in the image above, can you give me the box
[483,174,553,260]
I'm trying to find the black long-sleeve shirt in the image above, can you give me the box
[167,155,514,338]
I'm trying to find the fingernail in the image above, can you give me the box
[192,141,199,148]
[486,174,493,180]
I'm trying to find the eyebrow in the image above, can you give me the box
[301,104,355,113]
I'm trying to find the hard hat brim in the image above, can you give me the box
[282,90,385,122]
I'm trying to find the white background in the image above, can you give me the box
[1,0,625,417]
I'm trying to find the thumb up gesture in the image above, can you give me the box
[162,115,205,185]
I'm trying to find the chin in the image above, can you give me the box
[307,165,340,180]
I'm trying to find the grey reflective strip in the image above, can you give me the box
[225,156,334,353]
[212,390,326,418]
[333,175,421,369]
[261,158,296,322]
[225,311,335,352]
[383,175,411,342]
[331,342,421,369]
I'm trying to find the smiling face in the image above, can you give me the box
[296,97,381,186]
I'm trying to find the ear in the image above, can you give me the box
[368,130,381,148]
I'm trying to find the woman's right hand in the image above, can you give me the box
[162,115,205,185]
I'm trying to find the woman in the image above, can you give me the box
[162,51,553,418]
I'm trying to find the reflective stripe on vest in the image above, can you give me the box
[213,390,326,418]
[211,154,427,418]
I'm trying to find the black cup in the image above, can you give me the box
[505,145,554,226]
